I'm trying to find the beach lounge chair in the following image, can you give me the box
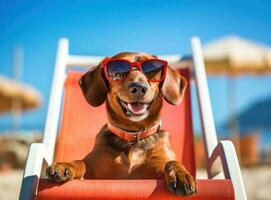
[19,37,247,200]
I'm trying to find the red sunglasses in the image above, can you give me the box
[102,58,168,82]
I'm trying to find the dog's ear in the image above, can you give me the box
[79,65,108,107]
[161,67,187,105]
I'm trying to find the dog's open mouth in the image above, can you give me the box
[118,98,150,116]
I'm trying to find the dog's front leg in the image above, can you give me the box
[148,136,197,196]
[46,160,86,182]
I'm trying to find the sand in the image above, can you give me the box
[0,170,22,200]
[0,167,270,200]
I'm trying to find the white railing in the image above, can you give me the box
[42,38,68,161]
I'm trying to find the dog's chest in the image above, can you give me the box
[114,148,146,174]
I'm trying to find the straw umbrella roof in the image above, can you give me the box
[203,35,271,75]
[0,75,41,114]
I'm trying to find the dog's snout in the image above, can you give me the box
[128,82,148,96]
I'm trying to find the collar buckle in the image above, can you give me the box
[133,133,140,142]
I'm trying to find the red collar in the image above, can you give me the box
[107,121,161,142]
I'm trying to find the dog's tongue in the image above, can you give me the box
[127,102,147,115]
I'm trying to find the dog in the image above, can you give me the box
[46,52,197,196]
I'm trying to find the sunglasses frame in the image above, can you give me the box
[102,58,168,83]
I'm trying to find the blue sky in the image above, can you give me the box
[1,0,271,134]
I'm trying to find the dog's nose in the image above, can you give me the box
[128,82,148,96]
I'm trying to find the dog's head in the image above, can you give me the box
[79,52,187,129]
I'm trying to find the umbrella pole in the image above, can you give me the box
[227,76,241,157]
[11,46,23,134]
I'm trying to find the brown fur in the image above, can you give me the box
[47,52,197,196]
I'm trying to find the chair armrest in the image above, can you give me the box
[208,141,247,200]
[19,143,52,200]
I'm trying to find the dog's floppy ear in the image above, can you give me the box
[79,64,108,107]
[161,67,187,105]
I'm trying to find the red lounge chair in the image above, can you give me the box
[19,38,247,200]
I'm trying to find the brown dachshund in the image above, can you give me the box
[46,52,197,196]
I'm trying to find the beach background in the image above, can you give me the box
[1,0,271,199]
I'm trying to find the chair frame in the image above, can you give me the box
[19,37,247,200]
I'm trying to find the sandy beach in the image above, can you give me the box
[242,166,271,200]
[0,166,270,200]
[0,170,22,200]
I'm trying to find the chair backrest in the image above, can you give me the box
[55,68,195,176]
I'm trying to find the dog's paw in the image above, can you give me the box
[46,163,75,183]
[164,161,197,196]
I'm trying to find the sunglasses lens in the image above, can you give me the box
[107,60,131,81]
[141,60,165,81]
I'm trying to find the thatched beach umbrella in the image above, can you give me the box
[202,35,271,137]
[203,35,271,75]
[176,36,271,137]
[0,75,41,114]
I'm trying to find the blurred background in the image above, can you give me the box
[0,0,271,199]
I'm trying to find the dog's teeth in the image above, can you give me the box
[120,100,128,108]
